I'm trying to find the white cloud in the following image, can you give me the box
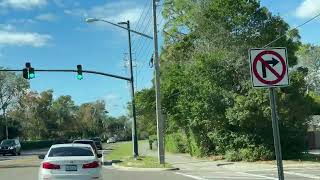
[0,31,51,47]
[102,93,123,114]
[0,0,47,10]
[64,8,87,17]
[296,0,320,18]
[36,13,58,22]
[8,18,36,24]
[89,1,143,25]
[53,0,64,7]
[65,1,143,26]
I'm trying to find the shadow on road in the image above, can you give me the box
[0,164,39,169]
[103,160,122,166]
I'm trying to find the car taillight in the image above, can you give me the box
[82,161,99,169]
[42,162,60,169]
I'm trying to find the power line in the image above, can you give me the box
[263,11,320,48]
[135,3,163,61]
[165,12,320,98]
[133,16,153,55]
[135,1,165,90]
[132,0,152,47]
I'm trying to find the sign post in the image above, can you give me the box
[249,47,288,180]
[269,87,284,180]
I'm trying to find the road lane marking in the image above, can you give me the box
[175,172,208,180]
[284,171,320,179]
[202,176,270,179]
[237,172,277,180]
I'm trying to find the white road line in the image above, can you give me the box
[175,172,208,180]
[237,172,278,180]
[203,176,268,179]
[284,171,320,179]
[246,167,320,172]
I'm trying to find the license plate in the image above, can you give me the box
[65,165,77,171]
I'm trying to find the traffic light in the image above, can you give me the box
[23,62,35,79]
[77,65,83,80]
[23,68,28,79]
[29,67,35,79]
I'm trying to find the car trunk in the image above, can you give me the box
[43,156,100,175]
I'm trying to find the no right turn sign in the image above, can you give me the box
[249,48,289,88]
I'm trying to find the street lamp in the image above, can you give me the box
[86,18,146,159]
[85,18,153,39]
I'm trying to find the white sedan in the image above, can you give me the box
[38,143,102,180]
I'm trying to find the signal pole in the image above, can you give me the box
[152,0,165,164]
[123,20,139,158]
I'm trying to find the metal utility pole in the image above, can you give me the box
[152,0,165,164]
[125,20,139,158]
[269,88,284,180]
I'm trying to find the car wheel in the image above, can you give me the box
[18,152,21,156]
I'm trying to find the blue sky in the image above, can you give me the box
[0,0,319,117]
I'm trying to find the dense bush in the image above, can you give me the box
[21,140,71,150]
[225,146,274,162]
[165,132,189,153]
[225,150,241,162]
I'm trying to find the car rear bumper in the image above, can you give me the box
[39,174,102,180]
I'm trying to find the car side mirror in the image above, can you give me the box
[97,154,102,158]
[38,154,45,159]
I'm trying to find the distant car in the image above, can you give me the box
[90,137,103,150]
[0,139,21,156]
[73,140,99,155]
[38,143,102,180]
[107,137,116,144]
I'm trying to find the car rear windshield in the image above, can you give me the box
[48,147,94,157]
[74,141,92,145]
[1,140,14,145]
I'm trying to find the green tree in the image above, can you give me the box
[296,44,320,94]
[157,0,309,159]
[135,88,156,136]
[0,69,29,139]
[52,95,78,138]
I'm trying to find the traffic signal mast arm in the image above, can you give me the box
[0,68,131,81]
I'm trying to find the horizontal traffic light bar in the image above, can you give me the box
[0,69,131,81]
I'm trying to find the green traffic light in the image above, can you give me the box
[77,74,83,80]
[29,73,35,79]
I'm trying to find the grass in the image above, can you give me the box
[105,141,173,168]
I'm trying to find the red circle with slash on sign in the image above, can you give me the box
[252,50,286,85]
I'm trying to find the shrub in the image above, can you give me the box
[239,148,256,162]
[21,140,67,150]
[225,150,241,162]
[254,145,274,161]
[235,146,273,162]
[165,132,188,153]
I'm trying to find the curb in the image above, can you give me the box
[108,163,179,171]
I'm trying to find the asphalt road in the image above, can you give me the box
[0,166,193,180]
[1,143,319,180]
[0,148,48,162]
[0,144,192,180]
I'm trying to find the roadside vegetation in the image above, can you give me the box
[106,141,172,168]
[134,0,320,161]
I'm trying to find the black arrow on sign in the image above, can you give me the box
[261,58,279,78]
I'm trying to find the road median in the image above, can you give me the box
[104,141,175,171]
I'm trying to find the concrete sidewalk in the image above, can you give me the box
[140,143,320,172]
